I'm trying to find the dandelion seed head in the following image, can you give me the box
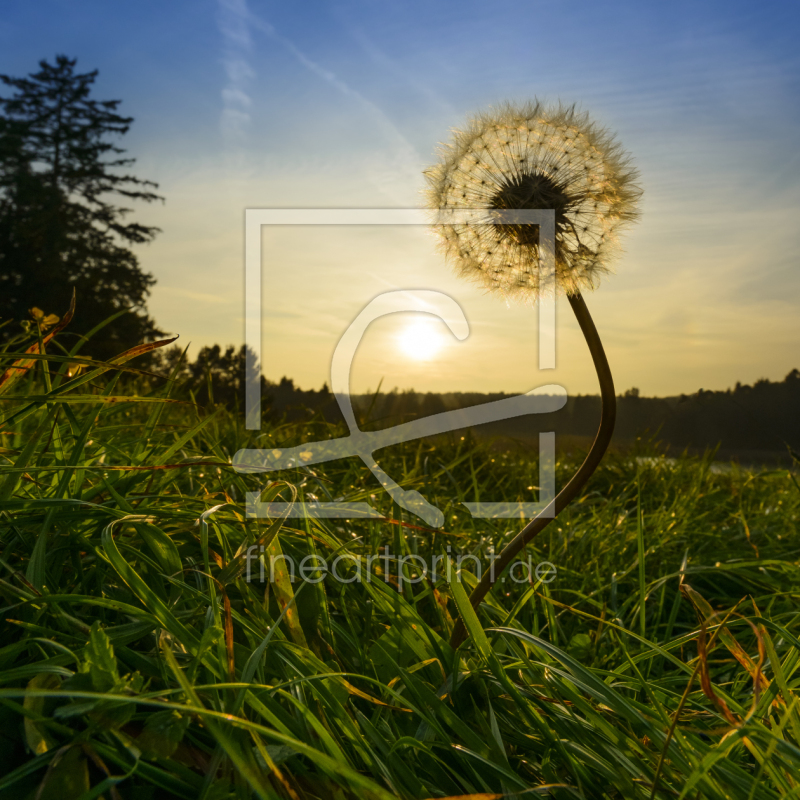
[424,100,642,301]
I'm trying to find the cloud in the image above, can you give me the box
[217,0,253,147]
[157,286,237,305]
[245,10,422,199]
[346,24,456,118]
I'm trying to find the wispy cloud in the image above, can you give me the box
[217,0,253,149]
[158,286,237,305]
[346,24,456,119]
[245,11,422,199]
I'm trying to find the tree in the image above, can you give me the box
[153,344,268,413]
[0,55,163,358]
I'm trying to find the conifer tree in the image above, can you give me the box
[0,55,163,357]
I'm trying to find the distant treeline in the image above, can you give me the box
[157,346,800,462]
[274,371,800,463]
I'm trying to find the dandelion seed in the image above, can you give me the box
[424,100,641,300]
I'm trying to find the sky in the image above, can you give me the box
[3,0,800,398]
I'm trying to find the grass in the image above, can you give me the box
[1,333,800,799]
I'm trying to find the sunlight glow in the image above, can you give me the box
[397,319,445,361]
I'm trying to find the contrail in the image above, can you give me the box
[217,0,254,146]
[246,11,422,180]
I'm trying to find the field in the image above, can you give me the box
[1,339,800,799]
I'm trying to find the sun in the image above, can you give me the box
[397,319,445,361]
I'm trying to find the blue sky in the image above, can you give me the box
[3,0,800,396]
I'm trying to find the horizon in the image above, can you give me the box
[263,364,800,400]
[3,0,800,398]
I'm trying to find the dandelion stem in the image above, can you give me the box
[450,290,616,648]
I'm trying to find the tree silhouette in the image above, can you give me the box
[0,55,163,358]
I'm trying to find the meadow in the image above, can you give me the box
[1,334,800,800]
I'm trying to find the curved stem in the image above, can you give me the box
[449,290,616,648]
